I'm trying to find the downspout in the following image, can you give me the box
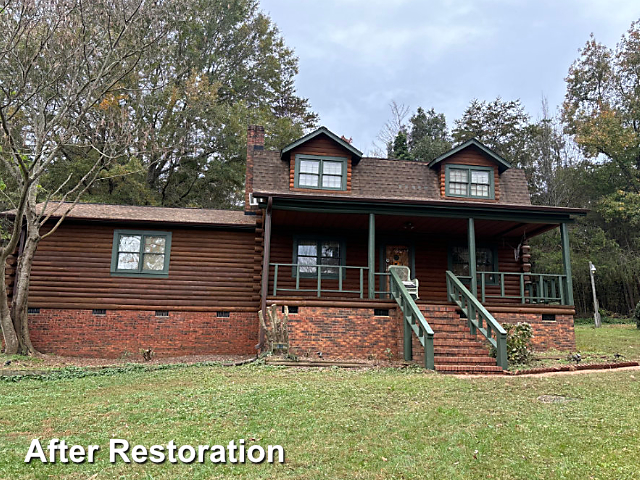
[256,196,273,351]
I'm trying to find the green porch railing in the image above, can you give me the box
[458,272,569,305]
[389,266,434,370]
[446,271,508,370]
[270,263,369,298]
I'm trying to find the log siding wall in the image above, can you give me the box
[267,227,524,303]
[28,222,260,311]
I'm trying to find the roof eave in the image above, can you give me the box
[280,126,363,160]
[428,138,512,172]
[251,191,588,217]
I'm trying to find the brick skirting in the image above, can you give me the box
[27,309,258,358]
[285,306,401,360]
[491,312,576,351]
[285,306,576,361]
[20,306,575,360]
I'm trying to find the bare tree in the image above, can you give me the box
[0,0,169,354]
[370,101,410,157]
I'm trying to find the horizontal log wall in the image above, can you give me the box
[268,227,524,303]
[268,227,370,298]
[28,222,259,311]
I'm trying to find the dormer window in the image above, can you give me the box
[294,154,347,191]
[445,165,494,199]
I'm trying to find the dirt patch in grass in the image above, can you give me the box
[0,352,255,371]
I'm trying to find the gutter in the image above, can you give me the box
[251,191,588,215]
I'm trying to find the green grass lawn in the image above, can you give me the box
[575,323,640,361]
[1,363,640,480]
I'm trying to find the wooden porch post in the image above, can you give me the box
[468,217,477,297]
[368,213,375,299]
[560,222,574,306]
[260,197,273,347]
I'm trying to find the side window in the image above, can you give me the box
[293,238,344,278]
[294,155,347,191]
[449,245,498,283]
[445,165,494,199]
[111,230,172,277]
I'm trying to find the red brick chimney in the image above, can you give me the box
[245,125,265,213]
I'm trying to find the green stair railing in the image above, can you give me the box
[446,271,508,370]
[388,267,434,370]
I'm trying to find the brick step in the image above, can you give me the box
[435,364,505,374]
[430,324,472,333]
[419,306,458,312]
[433,333,480,341]
[434,339,488,348]
[434,347,490,356]
[425,319,469,326]
[434,356,497,365]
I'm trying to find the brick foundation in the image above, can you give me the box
[280,306,576,361]
[27,309,259,358]
[21,306,575,360]
[286,306,400,360]
[491,312,576,351]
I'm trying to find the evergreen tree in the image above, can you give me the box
[392,130,412,160]
[408,107,452,162]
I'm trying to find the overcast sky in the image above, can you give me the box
[260,0,640,155]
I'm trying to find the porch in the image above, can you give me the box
[258,199,581,372]
[262,209,575,307]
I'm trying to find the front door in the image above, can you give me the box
[385,245,410,270]
[385,245,410,296]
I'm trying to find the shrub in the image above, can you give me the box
[635,301,640,329]
[491,322,534,365]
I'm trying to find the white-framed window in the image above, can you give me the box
[445,165,494,199]
[294,155,347,190]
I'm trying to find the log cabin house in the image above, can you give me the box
[5,125,586,373]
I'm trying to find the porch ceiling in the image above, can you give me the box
[271,210,557,239]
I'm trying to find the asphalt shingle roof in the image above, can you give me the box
[253,151,532,205]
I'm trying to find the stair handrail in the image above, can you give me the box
[388,266,434,370]
[446,270,508,370]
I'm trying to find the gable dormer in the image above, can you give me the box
[280,127,363,193]
[428,138,511,202]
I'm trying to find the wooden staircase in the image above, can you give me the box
[420,305,504,375]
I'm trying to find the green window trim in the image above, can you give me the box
[110,230,172,278]
[293,154,348,191]
[292,236,346,279]
[445,164,495,199]
[448,244,499,285]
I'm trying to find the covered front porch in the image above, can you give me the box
[262,207,576,307]
[258,197,584,371]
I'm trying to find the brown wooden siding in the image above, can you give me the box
[268,227,370,298]
[288,135,352,192]
[438,149,500,202]
[267,227,524,303]
[28,222,259,311]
